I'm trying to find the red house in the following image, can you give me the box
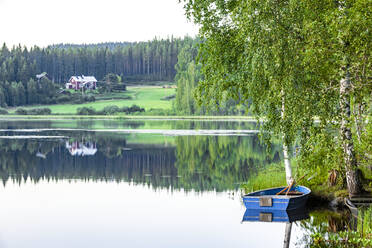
[66,75,97,90]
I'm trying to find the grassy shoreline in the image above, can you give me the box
[0,114,259,121]
[241,160,372,205]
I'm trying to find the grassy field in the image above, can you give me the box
[12,86,176,115]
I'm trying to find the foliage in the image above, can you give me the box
[0,77,59,107]
[298,206,372,248]
[72,95,96,104]
[56,95,71,103]
[309,231,371,248]
[355,121,372,182]
[100,73,126,93]
[76,104,144,115]
[241,162,286,192]
[0,37,195,86]
[358,206,372,239]
[104,73,122,84]
[26,108,52,115]
[0,108,8,114]
[76,107,96,115]
[15,107,52,115]
[144,108,176,116]
[297,121,372,190]
[15,108,27,115]
[174,39,248,115]
[297,130,344,188]
[180,0,371,193]
[102,105,120,115]
[161,94,176,101]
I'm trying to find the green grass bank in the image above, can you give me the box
[7,86,175,115]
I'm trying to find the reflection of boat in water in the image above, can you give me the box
[242,186,311,210]
[242,207,309,248]
[242,207,309,223]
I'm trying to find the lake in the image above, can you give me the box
[0,119,352,248]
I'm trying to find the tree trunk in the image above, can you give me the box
[283,142,293,185]
[339,74,363,196]
[353,102,364,142]
[283,222,292,248]
[281,91,293,185]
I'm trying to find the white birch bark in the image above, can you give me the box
[339,74,363,196]
[281,91,293,185]
[283,222,292,248]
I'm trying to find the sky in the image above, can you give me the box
[0,0,198,47]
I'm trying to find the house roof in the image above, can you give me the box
[70,75,97,83]
[36,72,47,79]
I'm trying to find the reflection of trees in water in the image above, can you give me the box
[0,120,146,130]
[169,120,259,131]
[295,209,350,247]
[0,121,54,130]
[175,135,282,191]
[0,138,177,189]
[0,134,280,191]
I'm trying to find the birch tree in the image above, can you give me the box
[180,0,371,195]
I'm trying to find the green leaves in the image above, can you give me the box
[180,0,370,147]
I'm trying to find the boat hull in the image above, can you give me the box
[242,186,311,211]
[242,207,309,223]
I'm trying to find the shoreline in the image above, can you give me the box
[0,114,259,121]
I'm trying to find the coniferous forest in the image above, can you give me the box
[0,37,195,107]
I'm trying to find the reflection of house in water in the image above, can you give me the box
[66,141,97,156]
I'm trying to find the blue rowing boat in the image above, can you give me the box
[242,185,311,210]
[242,207,309,223]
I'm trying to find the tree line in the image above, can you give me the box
[0,37,197,107]
[0,37,194,84]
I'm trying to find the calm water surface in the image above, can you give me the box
[0,120,349,248]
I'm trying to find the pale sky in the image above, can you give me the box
[0,0,198,47]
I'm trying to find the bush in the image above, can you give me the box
[15,107,52,115]
[161,94,176,101]
[15,108,28,115]
[0,108,8,115]
[75,104,146,116]
[27,108,52,115]
[128,104,145,113]
[102,105,120,115]
[76,107,97,115]
[71,95,96,104]
[84,95,96,102]
[56,95,71,103]
[120,106,130,113]
[146,108,176,116]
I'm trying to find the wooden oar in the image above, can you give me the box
[296,174,307,184]
[276,174,307,195]
[286,180,295,195]
[276,185,290,195]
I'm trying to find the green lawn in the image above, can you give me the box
[17,86,175,114]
